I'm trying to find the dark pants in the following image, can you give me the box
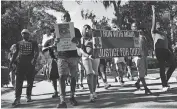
[15,62,35,98]
[98,63,107,83]
[155,48,176,87]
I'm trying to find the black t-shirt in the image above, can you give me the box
[58,28,82,58]
[16,40,38,63]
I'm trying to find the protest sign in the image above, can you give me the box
[92,29,140,58]
[54,22,76,51]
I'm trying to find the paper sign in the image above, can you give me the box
[54,22,76,51]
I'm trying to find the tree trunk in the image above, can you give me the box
[18,1,22,41]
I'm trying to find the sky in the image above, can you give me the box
[47,1,128,31]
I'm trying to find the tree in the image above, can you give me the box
[1,1,66,49]
[1,1,66,66]
[121,1,177,42]
[102,0,123,29]
[81,9,111,30]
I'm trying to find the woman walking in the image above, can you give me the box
[79,24,100,102]
[42,28,59,98]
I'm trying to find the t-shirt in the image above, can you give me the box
[16,40,38,64]
[42,34,54,47]
[57,28,82,58]
[114,57,125,63]
[152,31,168,50]
[124,56,132,66]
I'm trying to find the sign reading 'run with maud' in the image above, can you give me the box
[92,29,140,58]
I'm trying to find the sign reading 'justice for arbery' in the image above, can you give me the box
[92,29,140,58]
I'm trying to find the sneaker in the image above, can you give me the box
[26,96,32,102]
[129,77,134,81]
[93,92,97,99]
[76,84,79,89]
[162,87,169,92]
[12,98,20,107]
[80,84,84,90]
[120,80,124,86]
[145,88,152,95]
[69,97,78,106]
[115,78,118,82]
[104,84,111,89]
[52,92,58,98]
[167,83,170,88]
[56,101,67,108]
[135,82,140,90]
[89,94,95,103]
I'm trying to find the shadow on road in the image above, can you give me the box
[3,85,176,108]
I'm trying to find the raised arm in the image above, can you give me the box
[151,5,156,34]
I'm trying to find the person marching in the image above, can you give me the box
[79,24,100,102]
[114,57,126,85]
[97,59,111,89]
[10,29,39,107]
[76,58,85,89]
[55,12,82,108]
[8,44,17,88]
[41,27,59,98]
[131,22,152,94]
[151,5,176,91]
[124,56,133,80]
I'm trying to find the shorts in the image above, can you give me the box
[57,57,79,77]
[82,57,100,75]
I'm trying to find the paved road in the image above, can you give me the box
[1,69,177,108]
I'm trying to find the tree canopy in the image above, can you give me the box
[1,1,66,50]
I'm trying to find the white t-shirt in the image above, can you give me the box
[42,34,54,47]
[114,57,125,63]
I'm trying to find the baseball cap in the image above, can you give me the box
[21,29,30,34]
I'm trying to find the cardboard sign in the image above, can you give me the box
[54,22,76,51]
[92,29,140,58]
